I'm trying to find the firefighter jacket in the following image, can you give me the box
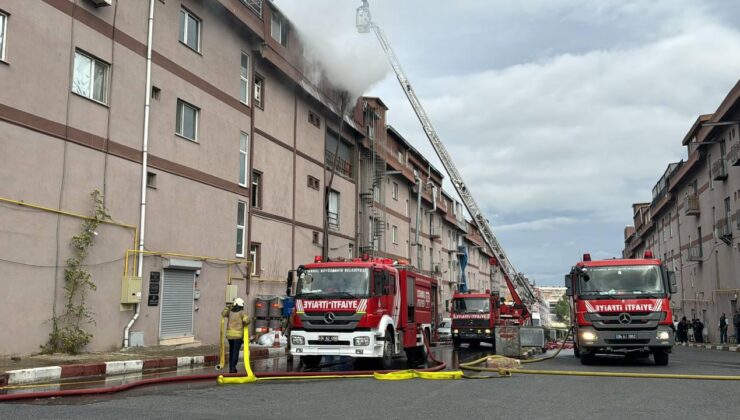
[222,307,250,340]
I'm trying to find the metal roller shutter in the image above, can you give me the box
[160,269,194,339]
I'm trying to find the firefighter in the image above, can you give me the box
[221,297,250,373]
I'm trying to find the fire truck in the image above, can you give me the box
[565,251,677,365]
[450,290,526,349]
[286,256,438,369]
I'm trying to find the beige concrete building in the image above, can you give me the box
[623,80,740,343]
[0,0,367,355]
[0,0,507,354]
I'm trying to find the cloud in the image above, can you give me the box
[275,1,740,284]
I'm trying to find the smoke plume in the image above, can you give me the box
[274,0,390,99]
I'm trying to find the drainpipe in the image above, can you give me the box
[124,0,155,348]
[414,171,422,268]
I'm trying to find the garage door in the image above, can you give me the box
[160,269,194,339]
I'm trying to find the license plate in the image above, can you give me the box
[318,335,338,343]
[615,334,637,340]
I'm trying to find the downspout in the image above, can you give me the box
[414,171,421,268]
[124,0,155,348]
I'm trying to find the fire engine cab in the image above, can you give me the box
[287,256,438,369]
[565,251,677,365]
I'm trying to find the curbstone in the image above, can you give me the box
[7,366,62,385]
[60,363,106,379]
[105,360,143,376]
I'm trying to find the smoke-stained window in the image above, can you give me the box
[326,131,354,179]
[270,11,288,47]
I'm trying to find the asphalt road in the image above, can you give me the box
[2,346,740,419]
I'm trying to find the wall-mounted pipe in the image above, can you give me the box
[124,0,155,349]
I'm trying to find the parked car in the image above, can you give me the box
[438,319,452,341]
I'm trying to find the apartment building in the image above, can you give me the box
[0,0,506,355]
[623,80,740,343]
[0,0,367,355]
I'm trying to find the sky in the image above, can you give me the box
[275,0,740,285]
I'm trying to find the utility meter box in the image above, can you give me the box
[121,276,143,304]
[225,285,238,303]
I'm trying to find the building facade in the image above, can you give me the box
[623,81,740,343]
[0,0,505,354]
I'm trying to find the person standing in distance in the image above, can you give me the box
[719,313,728,344]
[222,297,250,373]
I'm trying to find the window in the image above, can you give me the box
[397,151,404,163]
[307,175,320,190]
[270,11,288,46]
[239,132,249,186]
[254,74,264,109]
[175,99,199,141]
[328,190,340,229]
[308,110,320,128]
[668,212,672,237]
[392,225,398,244]
[0,12,7,61]
[72,50,109,104]
[249,243,260,276]
[146,172,157,189]
[312,231,320,245]
[179,8,201,52]
[151,86,161,100]
[392,182,399,200]
[240,52,250,105]
[236,201,247,257]
[251,171,262,208]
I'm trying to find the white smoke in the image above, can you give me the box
[274,0,390,99]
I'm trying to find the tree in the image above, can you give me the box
[554,296,570,323]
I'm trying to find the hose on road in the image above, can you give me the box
[459,327,740,381]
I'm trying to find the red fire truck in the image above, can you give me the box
[449,291,525,349]
[565,252,677,365]
[286,256,438,369]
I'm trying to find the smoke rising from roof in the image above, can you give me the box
[274,0,390,99]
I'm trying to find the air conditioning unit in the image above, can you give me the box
[89,0,112,7]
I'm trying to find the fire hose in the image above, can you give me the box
[458,328,740,381]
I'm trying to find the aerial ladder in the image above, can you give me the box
[356,1,541,320]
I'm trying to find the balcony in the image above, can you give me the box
[684,194,700,216]
[730,143,740,167]
[240,0,263,17]
[430,225,441,239]
[711,157,728,181]
[687,244,703,262]
[717,217,732,245]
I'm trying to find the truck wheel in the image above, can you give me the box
[380,331,394,369]
[301,355,322,369]
[580,353,595,365]
[573,345,580,358]
[653,351,669,366]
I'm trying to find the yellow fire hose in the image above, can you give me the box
[459,328,740,381]
[215,317,225,370]
[218,323,257,384]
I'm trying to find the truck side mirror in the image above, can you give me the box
[445,299,449,312]
[564,274,573,296]
[285,271,294,296]
[668,271,677,294]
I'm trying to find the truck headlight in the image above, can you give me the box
[581,331,597,341]
[485,329,491,334]
[453,329,458,335]
[354,336,370,346]
[291,335,305,345]
[656,331,670,340]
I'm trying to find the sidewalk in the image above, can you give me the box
[0,343,288,387]
[676,342,740,352]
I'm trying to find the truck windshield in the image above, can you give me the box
[453,298,489,313]
[297,267,370,298]
[578,265,665,297]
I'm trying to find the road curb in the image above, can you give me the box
[2,346,288,386]
[678,343,740,352]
